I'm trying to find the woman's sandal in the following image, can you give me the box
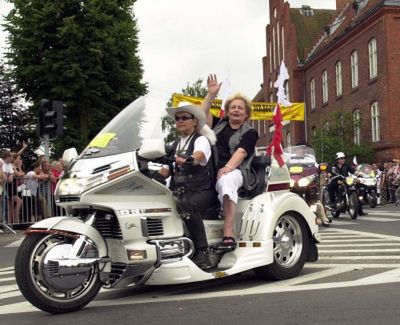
[222,236,236,247]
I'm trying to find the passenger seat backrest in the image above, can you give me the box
[239,155,271,198]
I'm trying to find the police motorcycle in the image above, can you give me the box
[14,96,320,314]
[328,167,359,219]
[283,145,330,226]
[356,163,378,208]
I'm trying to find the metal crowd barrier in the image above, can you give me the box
[1,176,66,229]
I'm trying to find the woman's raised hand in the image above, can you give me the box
[207,74,222,96]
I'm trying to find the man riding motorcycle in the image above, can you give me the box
[327,152,367,216]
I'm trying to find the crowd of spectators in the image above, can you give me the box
[378,160,400,205]
[1,141,66,227]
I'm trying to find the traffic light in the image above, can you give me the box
[37,99,51,137]
[37,99,66,138]
[51,100,65,137]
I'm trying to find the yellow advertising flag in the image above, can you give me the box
[171,93,304,121]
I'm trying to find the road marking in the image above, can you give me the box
[367,211,400,217]
[0,291,20,300]
[321,234,364,237]
[321,238,388,242]
[318,255,400,259]
[337,229,400,241]
[319,248,400,253]
[319,243,400,247]
[359,216,399,222]
[0,267,14,272]
[0,277,15,283]
[5,238,24,248]
[0,271,14,276]
[0,284,19,294]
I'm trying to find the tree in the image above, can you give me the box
[0,63,38,168]
[310,108,373,163]
[162,78,207,143]
[4,0,147,157]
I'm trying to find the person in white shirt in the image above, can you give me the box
[158,104,218,270]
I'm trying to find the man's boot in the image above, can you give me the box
[192,248,212,270]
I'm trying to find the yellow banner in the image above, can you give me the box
[172,93,304,121]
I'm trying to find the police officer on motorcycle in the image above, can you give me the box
[327,152,367,215]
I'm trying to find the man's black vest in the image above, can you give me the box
[170,133,215,191]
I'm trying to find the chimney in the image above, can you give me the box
[336,0,349,12]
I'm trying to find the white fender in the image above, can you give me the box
[29,217,108,258]
[240,191,319,241]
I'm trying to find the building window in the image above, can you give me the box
[286,131,291,147]
[273,26,276,69]
[368,38,377,79]
[322,70,328,103]
[353,110,361,145]
[323,122,330,135]
[371,101,380,142]
[351,51,359,88]
[277,21,280,64]
[335,61,342,96]
[269,41,272,72]
[281,25,285,61]
[310,78,316,109]
[284,80,290,102]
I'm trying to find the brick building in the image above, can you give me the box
[257,0,400,162]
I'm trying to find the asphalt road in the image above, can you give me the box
[1,203,400,324]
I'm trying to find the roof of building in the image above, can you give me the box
[290,6,336,62]
[304,0,391,63]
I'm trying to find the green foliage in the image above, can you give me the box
[162,78,207,143]
[4,0,147,157]
[310,108,373,163]
[0,63,39,168]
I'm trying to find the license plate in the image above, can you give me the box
[289,166,303,174]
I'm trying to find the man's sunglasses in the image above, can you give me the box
[175,115,194,122]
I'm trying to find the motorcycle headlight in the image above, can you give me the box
[56,165,133,196]
[346,176,354,186]
[57,178,88,196]
[298,175,315,187]
[298,177,310,187]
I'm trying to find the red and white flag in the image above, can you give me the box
[266,61,290,167]
[266,103,285,167]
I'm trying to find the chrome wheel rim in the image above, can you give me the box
[272,215,303,268]
[29,234,99,302]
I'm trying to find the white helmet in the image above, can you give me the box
[335,152,346,160]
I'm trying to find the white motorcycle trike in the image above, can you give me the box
[15,97,320,314]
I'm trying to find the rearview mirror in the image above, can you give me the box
[138,139,166,160]
[62,148,78,164]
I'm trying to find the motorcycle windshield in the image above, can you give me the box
[79,96,165,159]
[284,145,317,167]
[357,163,375,177]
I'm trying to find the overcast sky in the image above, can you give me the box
[0,0,336,105]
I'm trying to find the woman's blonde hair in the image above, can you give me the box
[223,93,252,119]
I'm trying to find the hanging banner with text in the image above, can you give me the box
[171,94,304,121]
